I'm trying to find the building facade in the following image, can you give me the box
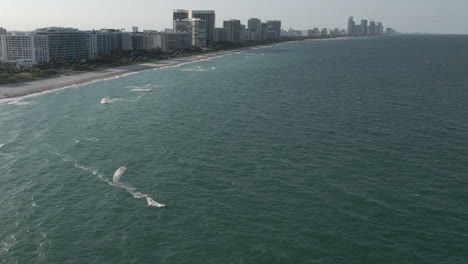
[155,32,191,51]
[191,10,215,44]
[214,28,229,42]
[360,20,368,36]
[0,27,6,35]
[248,18,262,41]
[36,27,90,62]
[173,9,190,21]
[0,33,49,66]
[223,19,241,42]
[347,16,356,36]
[267,20,282,40]
[89,31,111,58]
[174,18,207,47]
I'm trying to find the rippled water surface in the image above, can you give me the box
[1,35,468,263]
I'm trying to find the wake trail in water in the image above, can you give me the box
[59,154,165,207]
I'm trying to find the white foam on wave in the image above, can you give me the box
[100,98,123,104]
[179,68,208,72]
[69,159,165,207]
[7,100,36,106]
[131,88,152,92]
[0,144,4,149]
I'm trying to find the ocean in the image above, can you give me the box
[1,35,467,263]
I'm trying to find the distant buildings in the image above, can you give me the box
[0,33,49,66]
[347,16,391,36]
[347,17,356,36]
[5,9,387,67]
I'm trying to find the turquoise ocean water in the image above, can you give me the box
[1,35,468,263]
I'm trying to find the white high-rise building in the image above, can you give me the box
[0,33,49,66]
[174,18,207,47]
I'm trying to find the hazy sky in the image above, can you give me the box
[1,0,468,34]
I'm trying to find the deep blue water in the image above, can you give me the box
[1,35,468,263]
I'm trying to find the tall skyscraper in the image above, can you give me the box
[223,19,241,42]
[0,27,6,35]
[347,16,356,36]
[360,19,368,35]
[248,18,262,41]
[191,10,215,44]
[266,20,282,40]
[173,9,189,21]
[368,21,376,35]
[260,22,268,41]
[377,22,384,35]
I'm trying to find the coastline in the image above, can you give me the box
[0,38,338,100]
[0,48,252,100]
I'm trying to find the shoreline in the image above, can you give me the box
[0,48,256,100]
[0,38,338,100]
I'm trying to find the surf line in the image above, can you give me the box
[72,161,166,208]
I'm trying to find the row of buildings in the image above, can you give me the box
[172,10,282,44]
[0,9,283,67]
[281,28,347,38]
[347,16,394,36]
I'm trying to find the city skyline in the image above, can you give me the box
[1,0,468,34]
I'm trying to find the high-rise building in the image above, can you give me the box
[89,31,111,58]
[223,19,241,42]
[248,18,262,41]
[368,21,376,35]
[377,22,384,35]
[266,20,282,40]
[360,19,368,35]
[321,28,328,36]
[132,26,139,33]
[174,18,207,47]
[36,27,90,62]
[261,22,268,41]
[191,10,215,44]
[0,33,49,66]
[347,16,356,36]
[240,24,251,42]
[173,9,189,21]
[131,32,146,50]
[385,27,396,35]
[0,27,6,35]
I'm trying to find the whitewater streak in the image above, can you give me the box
[57,154,165,207]
[74,163,166,207]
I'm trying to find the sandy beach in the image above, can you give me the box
[0,49,247,99]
